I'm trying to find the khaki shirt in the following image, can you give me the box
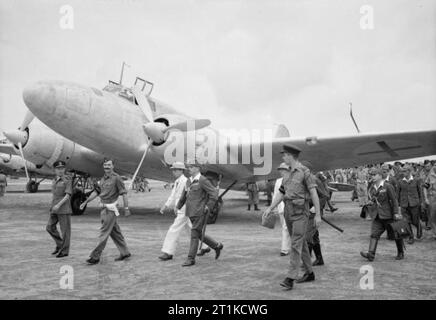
[51,175,73,214]
[279,163,316,217]
[97,173,127,204]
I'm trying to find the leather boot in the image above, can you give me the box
[407,223,415,244]
[247,205,251,211]
[312,243,324,266]
[254,204,260,211]
[417,222,423,239]
[395,239,404,260]
[360,238,378,261]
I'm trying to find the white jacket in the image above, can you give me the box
[165,174,187,214]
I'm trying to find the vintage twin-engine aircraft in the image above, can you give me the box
[12,70,436,221]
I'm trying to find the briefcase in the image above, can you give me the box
[388,220,411,240]
[261,212,276,229]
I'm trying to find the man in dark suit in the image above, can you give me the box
[177,159,223,267]
[398,165,424,244]
[360,168,404,261]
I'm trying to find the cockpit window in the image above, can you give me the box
[102,82,136,104]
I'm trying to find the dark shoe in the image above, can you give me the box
[280,251,289,256]
[51,248,60,255]
[360,251,375,261]
[280,277,294,290]
[158,253,173,261]
[296,272,315,283]
[395,252,404,260]
[56,252,68,258]
[214,243,223,260]
[182,259,195,267]
[330,207,338,213]
[312,257,324,266]
[407,238,414,245]
[254,205,260,211]
[86,257,100,265]
[424,225,431,230]
[197,247,211,256]
[115,253,131,261]
[247,205,251,211]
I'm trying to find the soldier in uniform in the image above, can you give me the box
[423,163,436,239]
[177,159,223,267]
[398,165,424,244]
[264,145,321,290]
[0,169,7,197]
[300,160,329,266]
[159,162,192,261]
[246,182,260,211]
[80,159,131,264]
[46,160,72,258]
[382,164,399,240]
[360,168,404,261]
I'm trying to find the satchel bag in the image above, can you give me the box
[388,219,412,240]
[261,212,277,229]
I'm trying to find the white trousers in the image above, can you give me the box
[162,213,192,255]
[278,211,291,253]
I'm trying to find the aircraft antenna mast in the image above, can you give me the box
[349,102,361,133]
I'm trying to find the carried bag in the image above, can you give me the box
[388,219,412,240]
[261,212,277,229]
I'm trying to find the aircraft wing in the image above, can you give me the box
[215,129,436,188]
[0,143,17,155]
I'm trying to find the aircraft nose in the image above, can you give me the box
[22,81,59,116]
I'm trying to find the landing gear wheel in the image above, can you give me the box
[207,198,223,224]
[26,180,39,193]
[71,189,87,215]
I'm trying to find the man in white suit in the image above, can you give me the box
[273,163,292,256]
[158,162,192,261]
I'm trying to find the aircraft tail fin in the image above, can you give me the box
[273,124,290,138]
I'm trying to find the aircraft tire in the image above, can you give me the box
[26,180,39,193]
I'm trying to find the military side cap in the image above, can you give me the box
[169,162,186,170]
[277,162,290,171]
[369,167,382,175]
[280,144,301,156]
[53,160,66,168]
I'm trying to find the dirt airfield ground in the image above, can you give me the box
[0,179,435,300]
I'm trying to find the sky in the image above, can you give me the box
[0,0,435,139]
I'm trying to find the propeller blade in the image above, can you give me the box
[164,119,211,133]
[128,144,150,190]
[17,142,30,181]
[20,111,35,130]
[132,85,154,123]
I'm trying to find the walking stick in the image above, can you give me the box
[321,216,344,233]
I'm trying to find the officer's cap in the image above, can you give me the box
[169,162,186,170]
[53,160,66,168]
[280,144,301,156]
[276,162,290,171]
